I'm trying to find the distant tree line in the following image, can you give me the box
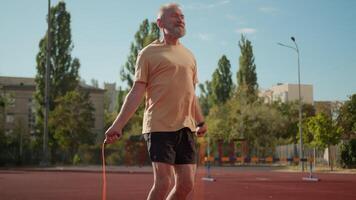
[0,1,355,168]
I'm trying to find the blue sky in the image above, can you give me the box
[0,0,355,101]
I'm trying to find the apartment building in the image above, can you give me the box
[0,76,105,138]
[104,82,118,113]
[260,83,314,104]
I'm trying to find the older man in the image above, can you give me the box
[105,3,207,200]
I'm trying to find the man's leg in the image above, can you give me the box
[166,164,196,200]
[147,162,174,200]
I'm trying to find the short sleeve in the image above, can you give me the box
[193,58,198,85]
[134,52,149,84]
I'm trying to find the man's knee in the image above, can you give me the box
[153,175,172,192]
[176,179,194,194]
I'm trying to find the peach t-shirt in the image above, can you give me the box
[134,40,198,133]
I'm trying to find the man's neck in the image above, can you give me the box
[161,34,180,45]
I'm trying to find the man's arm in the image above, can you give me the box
[105,81,146,143]
[194,96,204,124]
[194,96,207,137]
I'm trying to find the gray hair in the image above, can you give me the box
[157,3,182,20]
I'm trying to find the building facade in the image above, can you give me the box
[0,76,105,140]
[260,83,314,104]
[104,83,118,113]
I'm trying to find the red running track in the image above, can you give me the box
[1,167,356,200]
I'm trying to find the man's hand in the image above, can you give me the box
[104,126,122,144]
[103,82,146,144]
[196,124,207,137]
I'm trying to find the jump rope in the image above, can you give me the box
[101,86,201,200]
[102,131,122,200]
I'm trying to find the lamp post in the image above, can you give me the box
[277,37,304,172]
[42,0,51,166]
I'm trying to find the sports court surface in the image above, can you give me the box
[1,166,355,200]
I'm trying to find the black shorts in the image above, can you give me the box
[143,127,196,165]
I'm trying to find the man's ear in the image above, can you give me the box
[157,18,163,28]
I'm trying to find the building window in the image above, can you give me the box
[6,93,16,107]
[6,114,14,123]
[9,98,15,107]
[5,129,13,135]
[28,109,36,130]
[282,92,288,102]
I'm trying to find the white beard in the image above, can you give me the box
[173,27,186,38]
[164,26,186,39]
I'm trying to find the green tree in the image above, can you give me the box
[0,116,32,165]
[198,81,213,116]
[0,94,6,133]
[273,101,315,156]
[205,100,236,160]
[305,113,342,170]
[234,35,259,143]
[211,55,233,105]
[0,93,15,133]
[237,35,258,102]
[0,133,7,165]
[206,102,234,142]
[337,94,356,138]
[34,1,80,161]
[305,113,341,148]
[120,19,160,87]
[205,55,233,141]
[0,94,10,165]
[49,90,95,163]
[230,101,284,157]
[205,55,235,157]
[340,139,356,168]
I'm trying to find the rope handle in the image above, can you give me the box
[102,131,120,200]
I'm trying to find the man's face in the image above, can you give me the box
[160,7,186,39]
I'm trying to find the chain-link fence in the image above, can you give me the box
[275,143,341,167]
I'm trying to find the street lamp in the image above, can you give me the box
[277,37,304,172]
[42,0,51,166]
